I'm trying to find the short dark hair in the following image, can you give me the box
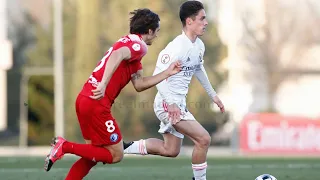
[129,8,160,34]
[179,1,204,26]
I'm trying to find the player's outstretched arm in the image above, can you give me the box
[131,61,182,92]
[90,47,131,100]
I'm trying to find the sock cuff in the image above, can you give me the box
[192,162,207,170]
[139,139,148,155]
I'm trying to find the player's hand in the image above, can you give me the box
[167,103,182,125]
[90,83,106,100]
[213,95,225,113]
[166,61,182,76]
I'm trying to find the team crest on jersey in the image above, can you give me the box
[110,133,119,142]
[161,54,170,64]
[132,43,141,51]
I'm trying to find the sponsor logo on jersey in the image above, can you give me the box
[181,64,201,77]
[181,64,200,71]
[199,52,203,62]
[110,133,119,142]
[161,54,170,64]
[132,43,141,51]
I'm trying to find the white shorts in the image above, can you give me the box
[153,94,196,139]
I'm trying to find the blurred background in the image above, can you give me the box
[1,0,320,157]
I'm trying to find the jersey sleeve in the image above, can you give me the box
[153,42,183,74]
[113,38,145,62]
[194,42,216,99]
[131,61,143,73]
[194,65,217,99]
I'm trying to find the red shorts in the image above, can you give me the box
[75,94,122,146]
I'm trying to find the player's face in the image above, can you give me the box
[145,26,160,46]
[189,9,208,36]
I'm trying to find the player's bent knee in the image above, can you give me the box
[162,143,181,157]
[104,143,124,164]
[109,149,124,163]
[195,132,211,148]
[165,150,180,158]
[105,150,123,164]
[112,153,123,163]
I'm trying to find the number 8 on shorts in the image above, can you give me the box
[105,120,115,133]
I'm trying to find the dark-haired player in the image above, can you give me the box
[44,8,181,180]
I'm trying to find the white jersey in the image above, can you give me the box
[153,31,216,105]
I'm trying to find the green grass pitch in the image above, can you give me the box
[0,156,319,179]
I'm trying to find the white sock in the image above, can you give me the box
[123,139,148,155]
[192,162,207,180]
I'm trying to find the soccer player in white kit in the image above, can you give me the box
[124,1,225,180]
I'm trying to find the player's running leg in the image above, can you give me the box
[44,94,124,173]
[124,100,184,157]
[174,120,210,180]
[124,120,210,180]
[64,139,97,180]
[124,133,182,157]
[124,106,183,157]
[63,94,99,179]
[44,138,123,172]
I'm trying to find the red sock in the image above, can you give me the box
[65,158,97,180]
[62,142,113,164]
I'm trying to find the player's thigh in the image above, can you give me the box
[154,100,186,139]
[173,120,211,146]
[91,117,123,163]
[162,133,183,155]
[90,117,122,145]
[90,105,123,159]
[75,94,94,140]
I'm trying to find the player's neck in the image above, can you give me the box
[141,34,148,42]
[182,29,197,43]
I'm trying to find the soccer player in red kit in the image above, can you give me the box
[43,8,181,179]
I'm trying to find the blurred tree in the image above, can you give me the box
[25,0,77,144]
[241,0,320,112]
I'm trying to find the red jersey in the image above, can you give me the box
[80,34,147,109]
